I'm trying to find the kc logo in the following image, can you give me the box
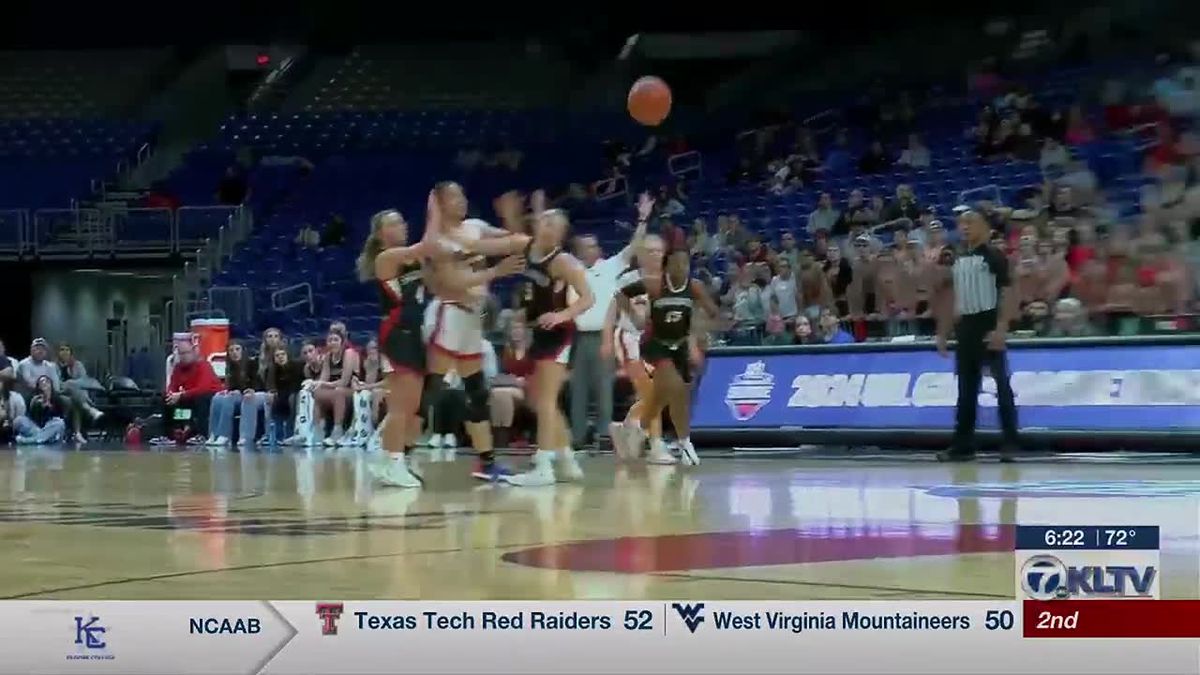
[316,602,345,636]
[74,615,106,649]
[672,602,706,633]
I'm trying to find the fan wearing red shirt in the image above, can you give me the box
[163,340,222,442]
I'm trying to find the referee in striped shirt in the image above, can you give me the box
[934,210,1019,462]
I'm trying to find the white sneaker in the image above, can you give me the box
[87,407,104,422]
[647,443,678,465]
[679,439,700,466]
[504,452,556,487]
[204,435,220,446]
[212,436,229,447]
[428,433,444,448]
[608,422,629,459]
[374,455,422,488]
[625,425,647,459]
[416,434,434,447]
[558,448,584,481]
[337,434,362,447]
[443,434,458,449]
[323,434,341,447]
[73,432,87,445]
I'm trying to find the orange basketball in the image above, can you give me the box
[627,76,672,126]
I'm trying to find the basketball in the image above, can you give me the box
[627,76,672,126]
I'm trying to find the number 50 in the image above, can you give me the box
[985,610,1014,630]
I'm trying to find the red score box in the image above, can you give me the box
[1024,600,1200,638]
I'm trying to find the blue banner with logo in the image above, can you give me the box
[693,344,1200,430]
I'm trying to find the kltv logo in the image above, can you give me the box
[672,603,705,633]
[1021,555,1157,599]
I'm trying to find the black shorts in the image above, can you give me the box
[380,315,425,376]
[529,326,574,364]
[643,338,690,383]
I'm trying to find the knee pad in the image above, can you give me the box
[464,371,489,423]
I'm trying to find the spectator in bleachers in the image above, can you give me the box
[724,265,766,332]
[689,218,717,257]
[883,184,921,222]
[145,181,180,211]
[807,192,840,236]
[979,117,1016,161]
[823,244,854,316]
[896,134,931,169]
[16,338,59,400]
[216,165,248,205]
[797,248,834,318]
[762,299,790,346]
[312,330,360,446]
[791,315,815,344]
[1018,299,1052,336]
[873,247,917,332]
[320,213,348,248]
[726,214,752,250]
[658,185,686,218]
[158,339,221,444]
[1064,105,1096,145]
[859,140,892,174]
[489,319,534,450]
[14,375,67,445]
[764,256,799,324]
[1049,298,1099,337]
[1040,138,1071,172]
[0,378,23,443]
[55,343,103,443]
[205,341,258,447]
[352,338,387,433]
[295,223,320,249]
[817,307,856,344]
[1012,124,1041,162]
[0,339,13,385]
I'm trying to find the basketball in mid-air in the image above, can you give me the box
[627,76,672,126]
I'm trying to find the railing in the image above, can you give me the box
[136,142,151,167]
[107,207,174,255]
[177,205,246,252]
[271,282,315,315]
[0,209,29,256]
[592,175,628,203]
[205,288,252,328]
[667,151,702,181]
[33,208,103,257]
[802,108,840,136]
[958,184,1004,207]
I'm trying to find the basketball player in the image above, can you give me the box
[357,200,524,487]
[613,248,719,466]
[449,207,595,486]
[601,234,674,465]
[422,182,528,481]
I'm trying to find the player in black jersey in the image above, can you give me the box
[454,202,595,486]
[613,248,719,466]
[356,204,522,488]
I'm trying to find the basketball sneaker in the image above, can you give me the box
[471,459,513,482]
[374,454,422,489]
[558,448,584,482]
[504,451,556,487]
[646,437,677,465]
[678,438,700,466]
[608,422,631,459]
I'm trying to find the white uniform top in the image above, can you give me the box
[615,268,647,335]
[439,218,491,304]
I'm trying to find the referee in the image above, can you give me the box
[934,210,1020,462]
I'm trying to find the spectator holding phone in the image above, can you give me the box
[154,339,221,445]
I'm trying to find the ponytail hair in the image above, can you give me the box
[357,209,401,282]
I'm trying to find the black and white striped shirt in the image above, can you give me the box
[952,244,1010,316]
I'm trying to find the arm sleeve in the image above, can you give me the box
[985,247,1012,288]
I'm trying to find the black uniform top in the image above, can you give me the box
[522,243,569,318]
[621,273,693,345]
[379,261,426,325]
[952,243,1010,316]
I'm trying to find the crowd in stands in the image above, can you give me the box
[0,338,107,445]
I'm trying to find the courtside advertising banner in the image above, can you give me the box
[696,343,1200,430]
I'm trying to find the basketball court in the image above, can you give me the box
[1,446,1197,600]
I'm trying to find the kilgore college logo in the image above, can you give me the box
[724,361,774,421]
[672,603,706,633]
[316,603,345,635]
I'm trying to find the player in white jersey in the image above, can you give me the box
[601,233,673,464]
[422,181,525,482]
